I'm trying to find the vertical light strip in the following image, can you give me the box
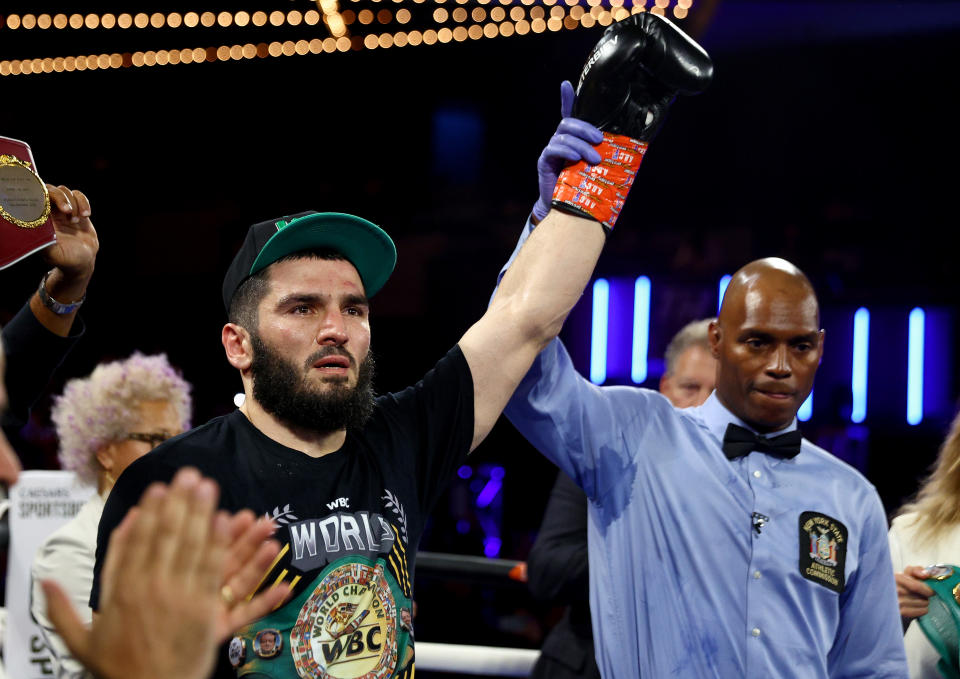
[797,391,813,422]
[590,278,609,385]
[907,307,925,425]
[851,307,870,423]
[718,275,732,313]
[631,276,651,384]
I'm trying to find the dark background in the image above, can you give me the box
[4,0,960,660]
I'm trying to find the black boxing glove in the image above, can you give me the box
[574,12,713,140]
[552,13,713,229]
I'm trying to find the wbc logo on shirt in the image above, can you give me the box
[798,511,848,594]
[291,560,400,679]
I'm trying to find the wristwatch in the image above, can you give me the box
[37,270,85,315]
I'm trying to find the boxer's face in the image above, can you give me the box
[256,257,371,391]
[247,257,376,433]
[659,344,716,408]
[711,282,822,433]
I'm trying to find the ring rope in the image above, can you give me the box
[416,642,540,677]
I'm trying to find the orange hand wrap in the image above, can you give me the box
[552,132,648,230]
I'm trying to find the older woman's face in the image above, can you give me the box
[104,400,183,481]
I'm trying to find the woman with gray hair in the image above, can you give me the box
[30,352,191,679]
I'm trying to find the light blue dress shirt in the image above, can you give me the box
[499,219,907,678]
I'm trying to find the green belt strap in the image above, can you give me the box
[918,564,960,679]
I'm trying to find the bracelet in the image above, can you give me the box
[37,270,85,315]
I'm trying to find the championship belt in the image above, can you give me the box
[917,564,960,679]
[233,555,414,679]
[0,136,55,269]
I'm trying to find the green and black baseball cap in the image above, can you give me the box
[221,211,397,313]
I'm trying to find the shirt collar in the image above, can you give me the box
[697,391,798,445]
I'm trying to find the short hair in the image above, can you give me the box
[663,318,714,376]
[51,352,192,485]
[227,248,350,333]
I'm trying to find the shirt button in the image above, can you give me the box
[753,470,762,478]
[753,570,762,579]
[752,628,761,638]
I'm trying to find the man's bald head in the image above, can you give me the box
[710,258,823,432]
[719,258,819,328]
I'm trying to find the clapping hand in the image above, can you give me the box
[42,468,291,679]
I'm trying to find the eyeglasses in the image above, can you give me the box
[126,431,175,448]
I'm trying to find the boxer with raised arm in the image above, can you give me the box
[89,15,709,678]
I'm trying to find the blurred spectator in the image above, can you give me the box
[2,183,98,483]
[30,353,191,678]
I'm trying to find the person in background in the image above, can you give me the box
[889,408,960,678]
[1,182,96,679]
[527,317,716,679]
[2,183,99,481]
[6,336,280,679]
[3,185,278,679]
[31,352,192,678]
[659,318,717,408]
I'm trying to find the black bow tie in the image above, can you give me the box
[722,423,802,460]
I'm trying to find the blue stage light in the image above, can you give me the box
[718,275,732,313]
[476,479,502,509]
[851,308,870,423]
[631,276,651,384]
[483,537,502,559]
[908,307,925,425]
[590,278,609,384]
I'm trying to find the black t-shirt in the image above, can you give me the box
[91,346,474,679]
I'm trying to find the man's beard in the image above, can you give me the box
[249,334,376,434]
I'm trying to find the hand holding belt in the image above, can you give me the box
[721,423,802,460]
[917,565,960,679]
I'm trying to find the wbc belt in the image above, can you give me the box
[918,564,960,679]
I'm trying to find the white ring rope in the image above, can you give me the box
[416,642,540,676]
[414,553,539,675]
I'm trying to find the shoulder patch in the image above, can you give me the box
[798,511,848,593]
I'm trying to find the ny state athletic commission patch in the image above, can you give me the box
[798,511,848,594]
